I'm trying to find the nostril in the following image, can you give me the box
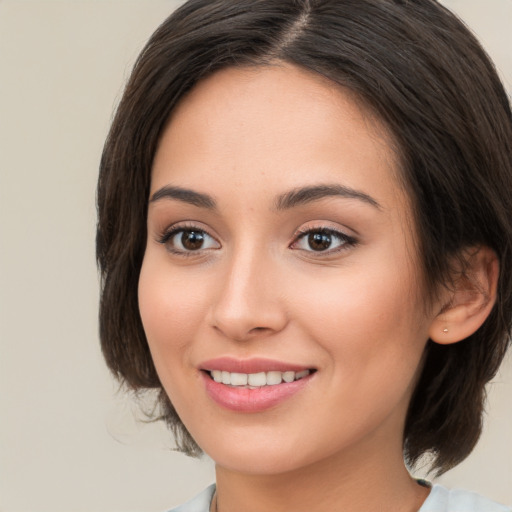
[209,297,288,341]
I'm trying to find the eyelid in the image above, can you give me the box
[290,223,358,254]
[157,222,221,255]
[155,221,357,257]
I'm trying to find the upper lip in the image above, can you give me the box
[199,357,314,374]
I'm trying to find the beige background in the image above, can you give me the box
[0,1,510,511]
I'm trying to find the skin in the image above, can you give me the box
[138,64,443,512]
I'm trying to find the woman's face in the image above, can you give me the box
[139,64,440,475]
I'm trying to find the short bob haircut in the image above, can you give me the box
[97,0,512,475]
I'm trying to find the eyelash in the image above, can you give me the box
[157,223,220,257]
[291,226,358,255]
[157,224,358,257]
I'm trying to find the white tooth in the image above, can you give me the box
[248,372,267,387]
[212,370,222,383]
[266,371,283,386]
[295,370,310,380]
[230,372,248,386]
[221,371,231,385]
[282,371,295,383]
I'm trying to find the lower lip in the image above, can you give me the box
[201,372,314,413]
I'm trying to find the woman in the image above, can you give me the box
[96,1,512,511]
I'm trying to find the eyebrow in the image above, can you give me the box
[149,183,381,211]
[150,186,217,209]
[274,184,381,210]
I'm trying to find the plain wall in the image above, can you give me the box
[0,1,510,511]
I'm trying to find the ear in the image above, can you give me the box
[429,246,499,345]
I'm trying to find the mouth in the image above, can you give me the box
[199,359,317,412]
[203,369,315,388]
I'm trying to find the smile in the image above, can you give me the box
[199,359,317,412]
[208,369,312,388]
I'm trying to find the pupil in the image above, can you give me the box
[308,232,331,251]
[181,231,204,250]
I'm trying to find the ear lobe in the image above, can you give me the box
[429,246,499,345]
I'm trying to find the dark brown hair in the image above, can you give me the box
[97,0,512,474]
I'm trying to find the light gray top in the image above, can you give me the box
[419,485,511,512]
[168,483,511,512]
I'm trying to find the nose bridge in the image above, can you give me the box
[210,242,286,340]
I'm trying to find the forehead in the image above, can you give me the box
[152,63,405,211]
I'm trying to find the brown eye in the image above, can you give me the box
[292,227,357,254]
[180,231,205,250]
[307,232,332,251]
[160,227,220,254]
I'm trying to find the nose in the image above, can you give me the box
[208,249,288,342]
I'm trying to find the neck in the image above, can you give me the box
[214,437,429,512]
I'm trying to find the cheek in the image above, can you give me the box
[138,253,207,367]
[296,253,417,324]
[297,272,427,435]
[291,247,429,380]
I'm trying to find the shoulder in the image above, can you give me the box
[167,484,216,512]
[420,484,511,512]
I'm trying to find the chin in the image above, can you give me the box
[196,428,329,476]
[211,449,308,476]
